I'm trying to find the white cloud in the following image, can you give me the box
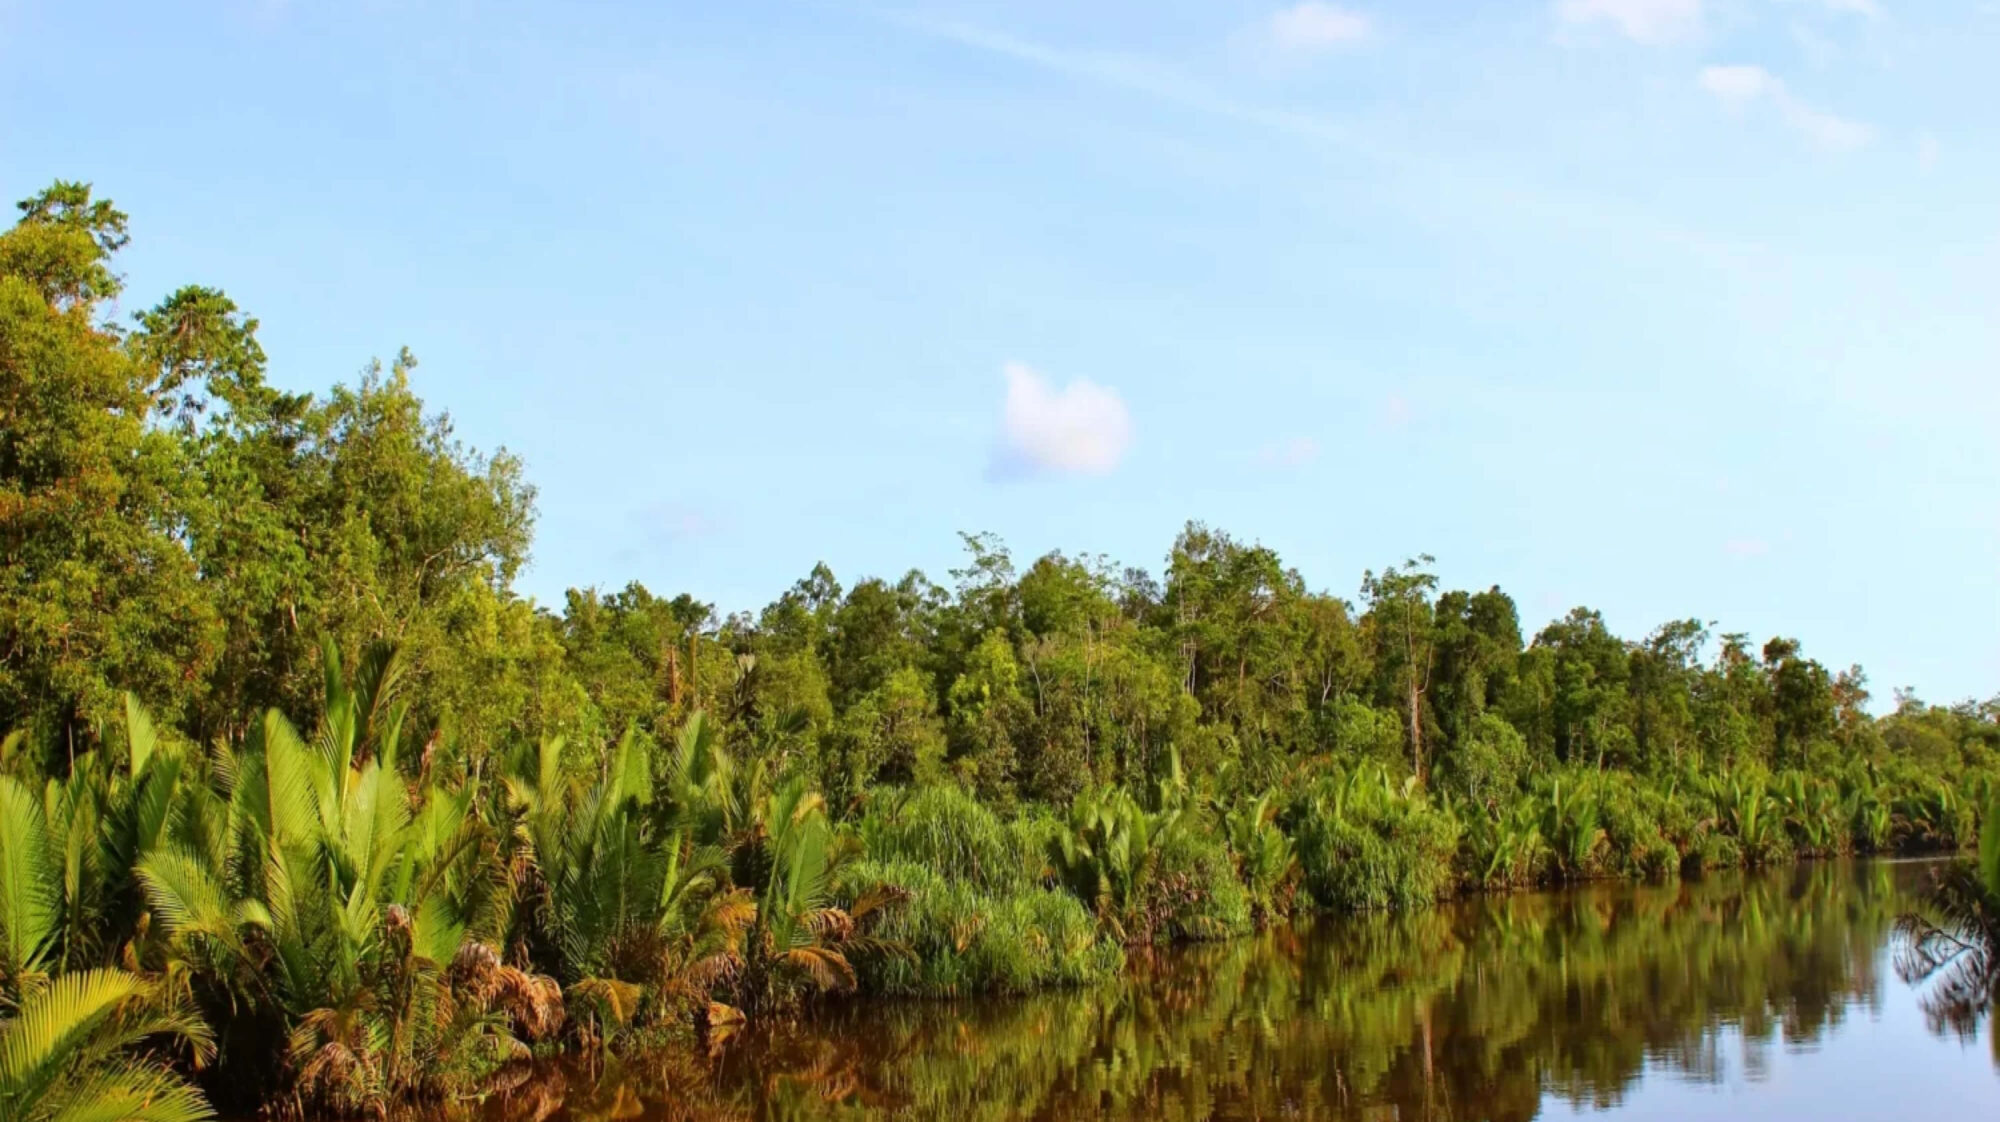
[1265,3,1372,52]
[1257,436,1321,468]
[1783,104,1873,149]
[891,12,1754,261]
[1917,132,1939,171]
[1800,0,1881,16]
[1698,63,1777,103]
[620,500,724,560]
[994,362,1133,477]
[1723,537,1771,558]
[1697,64,1873,151]
[1790,22,1840,67]
[1556,0,1703,44]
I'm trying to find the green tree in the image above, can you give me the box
[832,666,946,797]
[0,183,218,746]
[1628,618,1706,771]
[947,630,1031,803]
[1763,637,1834,769]
[1532,608,1632,769]
[1430,587,1521,773]
[1361,556,1439,782]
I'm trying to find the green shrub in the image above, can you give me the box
[1537,775,1606,881]
[1455,793,1546,888]
[838,860,1121,996]
[1595,775,1678,878]
[1149,823,1253,941]
[1291,771,1459,911]
[862,784,1031,894]
[1045,786,1251,944]
[1222,792,1297,923]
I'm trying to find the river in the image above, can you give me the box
[450,859,1997,1121]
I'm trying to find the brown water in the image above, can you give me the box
[451,860,1997,1122]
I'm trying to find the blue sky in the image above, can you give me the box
[3,0,1995,705]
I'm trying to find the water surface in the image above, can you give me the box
[467,860,1997,1121]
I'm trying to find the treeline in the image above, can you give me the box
[5,182,1995,804]
[2,181,1997,1120]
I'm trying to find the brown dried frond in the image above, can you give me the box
[704,1000,746,1054]
[704,887,757,940]
[567,976,643,1028]
[805,907,854,943]
[845,882,911,924]
[290,1007,387,1116]
[780,946,855,992]
[450,942,566,1041]
[452,939,501,977]
[681,949,743,993]
[499,967,567,1041]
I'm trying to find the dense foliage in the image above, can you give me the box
[1,181,1995,1116]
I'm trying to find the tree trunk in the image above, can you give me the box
[1407,675,1423,782]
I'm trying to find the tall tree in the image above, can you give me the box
[1627,618,1707,771]
[1430,586,1522,763]
[1763,636,1834,768]
[1361,555,1439,782]
[0,183,218,746]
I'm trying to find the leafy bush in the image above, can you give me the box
[1152,822,1253,941]
[1222,792,1297,923]
[837,860,1120,995]
[1291,769,1459,911]
[1455,793,1546,888]
[1594,774,1679,878]
[861,784,1032,895]
[1048,787,1251,944]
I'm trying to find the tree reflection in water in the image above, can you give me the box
[447,861,1983,1122]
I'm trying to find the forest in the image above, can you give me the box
[1,181,1995,1120]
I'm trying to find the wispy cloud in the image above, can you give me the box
[892,15,1363,150]
[1794,0,1882,17]
[1789,21,1841,66]
[618,500,726,562]
[1261,3,1373,54]
[993,362,1133,478]
[652,502,722,540]
[1917,132,1940,171]
[1555,0,1703,44]
[1698,64,1873,150]
[1723,537,1771,558]
[1257,436,1321,468]
[883,11,1750,266]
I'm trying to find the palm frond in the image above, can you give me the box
[0,969,213,1122]
[0,776,58,988]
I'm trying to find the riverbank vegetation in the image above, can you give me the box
[2,180,1996,1117]
[1897,794,2000,1044]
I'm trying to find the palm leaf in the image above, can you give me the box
[134,849,240,954]
[0,967,213,1122]
[39,1063,214,1122]
[256,712,319,851]
[1979,796,1999,902]
[121,696,156,779]
[0,776,57,987]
